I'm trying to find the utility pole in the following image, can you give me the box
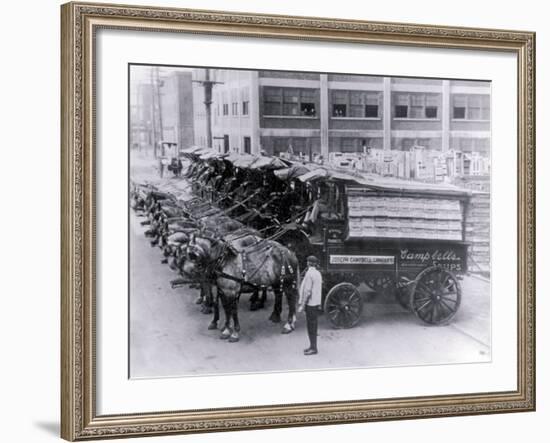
[192,69,223,149]
[149,67,165,157]
[155,67,165,156]
[149,67,158,158]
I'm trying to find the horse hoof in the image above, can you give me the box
[228,333,240,343]
[220,329,231,339]
[160,258,168,264]
[208,322,218,330]
[201,306,213,315]
[281,324,295,334]
[269,313,281,323]
[194,296,203,305]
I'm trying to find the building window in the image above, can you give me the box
[243,136,251,154]
[242,101,249,115]
[223,135,230,153]
[395,105,408,118]
[331,90,380,118]
[299,89,317,116]
[452,94,490,120]
[394,93,440,119]
[232,102,238,115]
[263,87,318,117]
[453,105,466,119]
[365,104,379,118]
[264,87,283,115]
[283,89,299,115]
[333,104,346,117]
[222,104,229,116]
[425,106,438,118]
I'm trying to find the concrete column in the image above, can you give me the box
[442,80,450,151]
[249,71,261,155]
[383,77,391,150]
[320,74,329,159]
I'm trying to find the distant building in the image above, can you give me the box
[158,70,195,152]
[192,69,491,163]
[131,68,195,155]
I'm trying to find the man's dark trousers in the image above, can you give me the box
[305,305,320,351]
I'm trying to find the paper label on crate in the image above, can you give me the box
[329,255,395,265]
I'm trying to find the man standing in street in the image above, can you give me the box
[298,255,323,355]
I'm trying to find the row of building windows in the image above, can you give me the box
[332,90,380,118]
[264,87,318,117]
[216,135,252,154]
[259,87,489,121]
[452,95,490,120]
[393,93,440,119]
[219,100,250,117]
[212,89,490,121]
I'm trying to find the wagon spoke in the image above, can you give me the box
[414,296,431,303]
[440,293,458,302]
[443,279,455,291]
[439,299,455,314]
[431,303,438,323]
[416,281,434,296]
[348,309,360,322]
[415,299,432,312]
[330,311,343,327]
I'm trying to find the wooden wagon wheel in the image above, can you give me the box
[324,283,363,329]
[409,266,461,325]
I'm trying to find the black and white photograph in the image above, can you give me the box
[129,64,491,378]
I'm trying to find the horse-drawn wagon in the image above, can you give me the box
[286,173,472,329]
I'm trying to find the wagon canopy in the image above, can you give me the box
[199,150,227,160]
[274,164,313,180]
[249,156,290,170]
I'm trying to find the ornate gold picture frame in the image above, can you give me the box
[61,1,535,440]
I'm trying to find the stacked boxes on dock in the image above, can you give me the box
[464,192,490,274]
[347,195,463,241]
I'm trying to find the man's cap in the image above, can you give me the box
[306,255,319,264]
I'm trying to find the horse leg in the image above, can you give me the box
[201,283,214,314]
[219,299,233,340]
[281,281,298,334]
[228,297,241,343]
[249,288,259,311]
[195,283,205,305]
[208,289,220,330]
[250,286,267,311]
[201,284,213,314]
[259,287,267,309]
[269,284,282,323]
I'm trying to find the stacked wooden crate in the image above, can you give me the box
[347,195,463,241]
[464,191,490,275]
